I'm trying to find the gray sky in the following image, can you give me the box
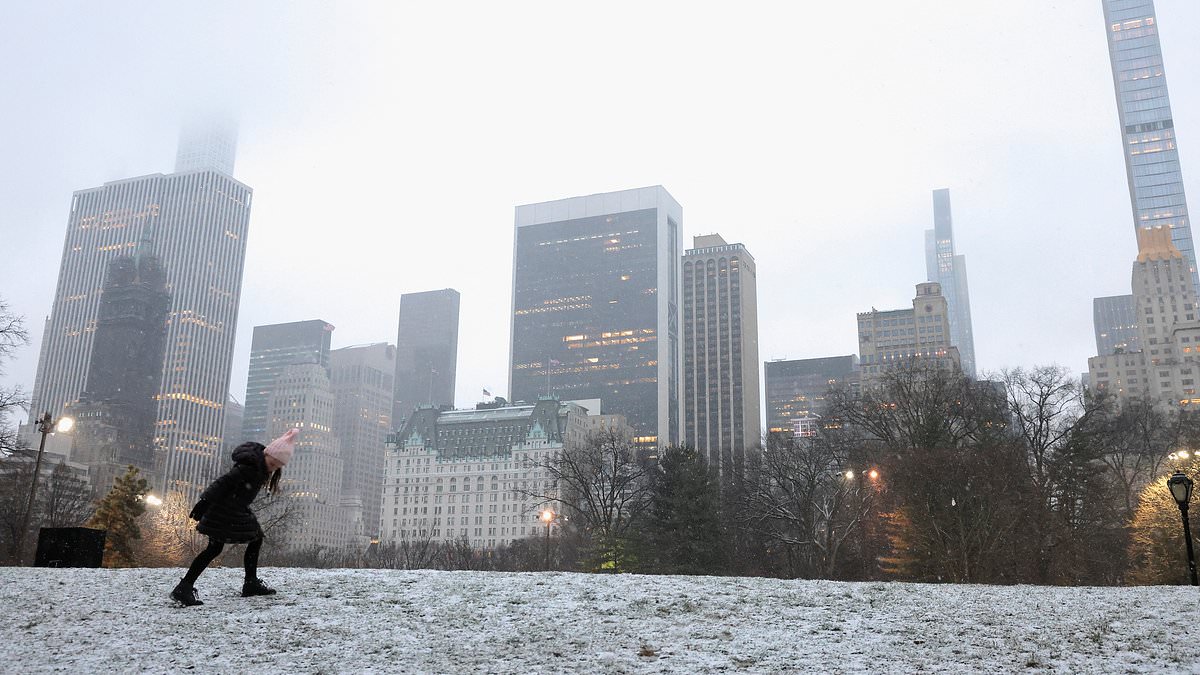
[2,1,1199,419]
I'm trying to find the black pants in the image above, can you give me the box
[182,537,262,586]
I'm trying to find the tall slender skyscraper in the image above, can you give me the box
[1102,0,1196,291]
[242,320,334,441]
[331,342,395,539]
[393,289,460,427]
[682,234,760,477]
[28,123,252,498]
[924,189,977,379]
[510,186,682,447]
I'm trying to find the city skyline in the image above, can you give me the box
[4,1,1200,426]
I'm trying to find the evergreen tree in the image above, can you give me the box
[639,445,727,575]
[87,465,149,567]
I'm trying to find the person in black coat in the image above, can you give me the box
[170,428,297,606]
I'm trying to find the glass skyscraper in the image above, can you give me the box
[1102,0,1196,291]
[509,186,682,447]
[924,189,977,379]
[28,124,252,498]
[242,319,334,441]
[392,288,460,427]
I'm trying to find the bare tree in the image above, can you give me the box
[520,428,653,570]
[740,432,880,579]
[0,298,30,459]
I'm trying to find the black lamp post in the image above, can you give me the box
[14,412,74,564]
[540,509,555,570]
[1168,471,1198,586]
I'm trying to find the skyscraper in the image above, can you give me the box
[28,124,252,498]
[764,355,859,437]
[331,342,395,538]
[510,186,683,447]
[266,362,351,551]
[1102,0,1196,291]
[1094,294,1142,355]
[66,253,170,491]
[242,320,334,441]
[682,234,760,476]
[924,189,977,379]
[1088,226,1200,406]
[858,282,961,383]
[392,289,460,427]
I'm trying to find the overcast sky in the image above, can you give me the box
[2,1,1199,420]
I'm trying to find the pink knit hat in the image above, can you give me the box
[264,428,299,467]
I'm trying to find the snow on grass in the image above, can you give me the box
[1,567,1198,672]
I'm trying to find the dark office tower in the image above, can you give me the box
[764,356,859,437]
[28,121,251,499]
[1102,0,1196,291]
[242,320,334,441]
[392,289,460,427]
[331,342,395,538]
[1094,294,1142,355]
[510,186,683,448]
[924,189,977,379]
[682,234,760,477]
[67,254,171,491]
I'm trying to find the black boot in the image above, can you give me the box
[171,579,203,606]
[242,578,277,597]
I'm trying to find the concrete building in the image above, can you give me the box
[381,398,590,550]
[266,363,358,551]
[764,355,859,437]
[393,289,460,428]
[27,124,252,499]
[331,343,395,539]
[242,320,334,441]
[1094,294,1142,356]
[858,282,961,383]
[510,186,683,448]
[682,234,760,477]
[1088,227,1200,406]
[65,253,170,492]
[1102,0,1197,292]
[924,189,977,378]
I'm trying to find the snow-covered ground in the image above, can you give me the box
[1,567,1198,673]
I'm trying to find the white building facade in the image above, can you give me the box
[380,398,589,550]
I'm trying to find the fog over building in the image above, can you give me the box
[858,282,961,383]
[392,289,460,428]
[331,342,395,539]
[924,189,977,379]
[509,186,682,448]
[682,234,760,477]
[242,320,334,441]
[26,123,252,499]
[1102,0,1197,292]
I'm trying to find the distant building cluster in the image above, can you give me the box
[27,0,1200,556]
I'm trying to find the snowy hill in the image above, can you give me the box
[1,567,1197,673]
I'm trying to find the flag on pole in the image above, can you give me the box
[483,388,492,397]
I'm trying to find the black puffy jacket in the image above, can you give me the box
[194,442,269,544]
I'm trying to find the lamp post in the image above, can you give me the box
[1168,471,1198,586]
[540,509,555,570]
[14,412,74,564]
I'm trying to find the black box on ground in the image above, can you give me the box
[35,527,107,568]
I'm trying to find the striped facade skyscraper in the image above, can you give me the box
[924,189,977,379]
[28,121,252,497]
[1102,0,1196,291]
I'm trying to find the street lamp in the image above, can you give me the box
[540,509,556,570]
[14,412,75,564]
[1168,471,1198,586]
[144,494,163,507]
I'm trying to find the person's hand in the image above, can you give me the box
[189,499,209,521]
